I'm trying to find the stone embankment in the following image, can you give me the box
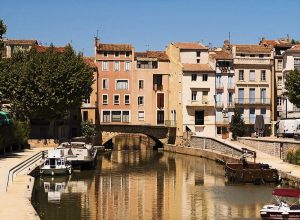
[0,147,51,220]
[165,136,300,188]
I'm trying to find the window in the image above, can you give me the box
[125,61,131,71]
[239,70,244,81]
[240,54,245,57]
[139,80,144,89]
[83,111,88,121]
[295,58,300,70]
[202,91,208,103]
[138,96,144,105]
[115,52,120,57]
[116,80,128,90]
[124,95,130,105]
[202,74,208,81]
[102,79,108,90]
[249,88,255,104]
[137,60,158,69]
[216,74,222,88]
[260,70,266,81]
[277,60,283,70]
[102,94,108,105]
[249,108,255,124]
[259,54,264,58]
[103,51,108,57]
[250,54,255,57]
[277,77,282,87]
[191,91,197,101]
[261,108,266,119]
[111,111,121,122]
[114,61,120,71]
[157,93,164,108]
[196,59,200,63]
[191,74,197,81]
[249,70,255,81]
[125,51,130,57]
[103,111,110,123]
[196,51,201,57]
[122,111,129,122]
[83,97,90,104]
[102,61,108,71]
[260,88,266,104]
[153,75,163,90]
[277,97,282,106]
[114,95,120,105]
[157,110,164,124]
[138,111,144,121]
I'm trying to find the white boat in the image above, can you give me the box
[57,142,97,168]
[260,188,300,219]
[40,149,72,175]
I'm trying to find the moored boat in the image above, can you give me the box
[57,142,97,168]
[40,149,72,176]
[225,148,279,184]
[260,188,300,219]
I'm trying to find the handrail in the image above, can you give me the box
[6,150,47,192]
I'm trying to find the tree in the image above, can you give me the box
[0,19,7,58]
[81,120,96,143]
[285,69,300,107]
[291,39,300,44]
[229,109,246,140]
[0,45,94,135]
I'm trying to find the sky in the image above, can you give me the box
[1,0,300,56]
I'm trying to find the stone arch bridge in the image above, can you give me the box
[98,124,176,149]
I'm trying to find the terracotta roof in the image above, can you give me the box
[34,45,65,53]
[135,51,169,61]
[210,50,233,60]
[287,45,300,52]
[182,63,214,72]
[172,42,208,50]
[96,43,132,52]
[235,45,273,53]
[83,57,97,68]
[6,39,38,45]
[260,39,292,47]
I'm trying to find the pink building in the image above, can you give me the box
[95,39,134,125]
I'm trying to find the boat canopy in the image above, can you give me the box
[272,188,300,198]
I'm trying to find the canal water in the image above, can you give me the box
[32,137,276,220]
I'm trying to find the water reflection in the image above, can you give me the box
[32,150,275,220]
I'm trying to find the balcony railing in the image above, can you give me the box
[216,102,224,108]
[243,117,271,124]
[216,84,224,90]
[227,102,235,108]
[227,84,235,90]
[187,100,214,106]
[235,98,271,105]
[234,58,272,65]
[165,120,176,127]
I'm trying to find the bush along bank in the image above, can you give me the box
[0,121,29,154]
[286,149,300,165]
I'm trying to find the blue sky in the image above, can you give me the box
[1,0,300,56]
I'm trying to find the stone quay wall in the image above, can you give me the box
[237,137,300,160]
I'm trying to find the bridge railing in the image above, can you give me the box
[165,120,176,127]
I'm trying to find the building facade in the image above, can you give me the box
[282,45,300,118]
[230,44,274,135]
[132,51,170,126]
[95,39,134,125]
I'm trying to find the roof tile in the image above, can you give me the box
[97,43,133,52]
[135,51,169,61]
[182,63,214,72]
[172,42,208,50]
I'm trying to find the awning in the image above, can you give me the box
[272,189,300,198]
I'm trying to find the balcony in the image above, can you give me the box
[187,100,214,107]
[243,117,271,124]
[234,98,271,105]
[165,120,176,127]
[234,58,272,65]
[215,102,224,108]
[227,84,235,90]
[227,102,235,108]
[216,83,224,90]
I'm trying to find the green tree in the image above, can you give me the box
[285,69,300,107]
[229,109,246,140]
[0,45,94,136]
[0,19,6,58]
[291,39,300,44]
[81,120,95,140]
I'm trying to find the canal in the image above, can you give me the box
[31,136,275,220]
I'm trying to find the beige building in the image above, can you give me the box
[209,49,234,138]
[230,44,274,135]
[3,39,38,58]
[282,45,300,118]
[166,42,215,137]
[131,51,170,126]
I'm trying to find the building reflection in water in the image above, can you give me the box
[32,138,274,220]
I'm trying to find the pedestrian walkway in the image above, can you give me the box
[0,147,51,220]
[215,137,300,180]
